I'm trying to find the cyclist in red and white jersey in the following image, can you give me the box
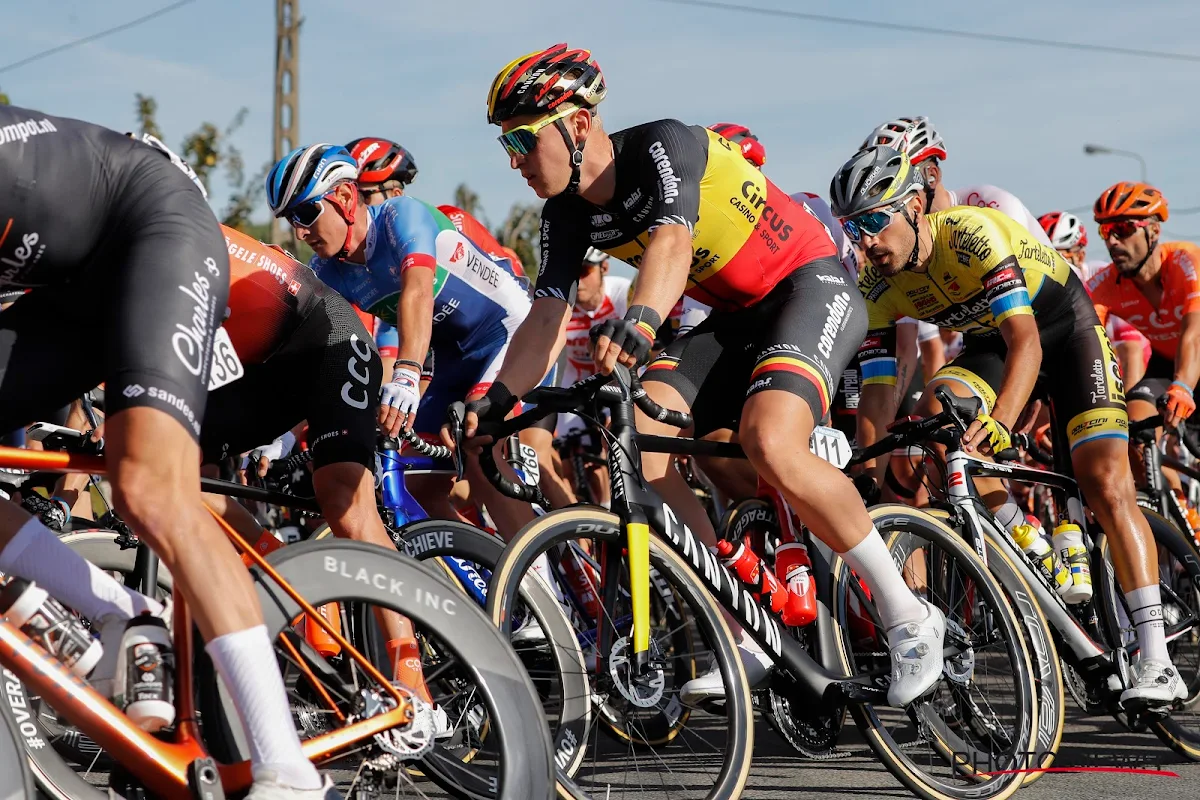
[1039,210,1151,385]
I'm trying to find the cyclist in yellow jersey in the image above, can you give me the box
[833,146,1186,708]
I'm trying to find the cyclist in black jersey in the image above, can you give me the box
[0,105,338,798]
[464,44,949,708]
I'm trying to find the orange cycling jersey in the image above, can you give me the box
[534,119,836,313]
[1087,241,1200,360]
[220,225,325,364]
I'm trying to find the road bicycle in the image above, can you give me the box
[854,387,1200,772]
[0,441,554,800]
[461,367,1039,800]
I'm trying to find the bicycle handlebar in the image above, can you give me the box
[396,429,454,460]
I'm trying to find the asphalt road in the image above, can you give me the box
[81,705,1199,799]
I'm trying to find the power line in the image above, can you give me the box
[656,0,1200,64]
[0,0,196,76]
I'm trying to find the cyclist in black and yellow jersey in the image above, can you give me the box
[834,145,1187,708]
[461,43,950,708]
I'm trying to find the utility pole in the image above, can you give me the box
[272,0,300,246]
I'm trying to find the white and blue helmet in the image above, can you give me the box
[266,143,359,217]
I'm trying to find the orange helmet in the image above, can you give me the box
[1093,181,1169,222]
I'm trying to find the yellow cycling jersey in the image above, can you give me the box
[857,205,1087,386]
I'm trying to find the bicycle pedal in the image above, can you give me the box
[188,756,226,800]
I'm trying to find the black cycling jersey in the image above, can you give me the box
[0,104,227,439]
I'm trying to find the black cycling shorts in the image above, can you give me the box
[641,257,865,436]
[0,154,227,440]
[201,296,382,470]
[930,317,1127,453]
[1127,351,1180,408]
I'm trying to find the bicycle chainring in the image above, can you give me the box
[760,685,849,760]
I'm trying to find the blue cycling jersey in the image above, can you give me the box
[310,197,530,357]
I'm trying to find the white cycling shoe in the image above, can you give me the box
[1121,658,1188,710]
[679,641,774,704]
[246,771,342,799]
[886,599,946,708]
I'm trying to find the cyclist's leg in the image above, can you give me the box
[0,289,161,621]
[100,190,322,790]
[692,427,758,501]
[1127,356,1179,492]
[735,261,940,705]
[1056,323,1183,704]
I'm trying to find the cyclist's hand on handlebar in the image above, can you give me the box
[1165,381,1196,428]
[379,366,421,437]
[440,383,517,451]
[591,306,660,374]
[964,413,1012,456]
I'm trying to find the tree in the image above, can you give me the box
[453,183,483,222]
[0,89,9,106]
[134,93,163,140]
[495,202,542,283]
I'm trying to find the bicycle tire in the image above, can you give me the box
[921,508,1065,786]
[832,505,1038,800]
[203,539,555,800]
[0,689,34,800]
[392,518,592,778]
[1100,508,1200,761]
[4,530,166,800]
[485,507,753,800]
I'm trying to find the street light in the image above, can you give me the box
[1083,144,1148,183]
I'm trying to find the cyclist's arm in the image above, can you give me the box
[894,320,918,406]
[1174,311,1200,392]
[626,224,691,328]
[494,296,572,398]
[396,266,434,369]
[990,313,1041,429]
[855,324,900,482]
[917,323,946,380]
[386,200,440,371]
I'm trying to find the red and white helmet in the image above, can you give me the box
[1037,211,1088,250]
[708,123,766,168]
[859,116,947,164]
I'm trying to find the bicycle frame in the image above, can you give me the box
[0,445,413,797]
[597,379,889,708]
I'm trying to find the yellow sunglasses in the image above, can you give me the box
[497,106,580,157]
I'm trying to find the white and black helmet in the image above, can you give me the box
[829,146,925,219]
[859,116,947,164]
[582,247,608,265]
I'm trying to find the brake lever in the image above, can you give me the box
[446,402,467,481]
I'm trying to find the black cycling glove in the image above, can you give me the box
[590,305,662,368]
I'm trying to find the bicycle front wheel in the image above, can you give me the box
[0,690,33,800]
[486,507,753,800]
[832,505,1039,800]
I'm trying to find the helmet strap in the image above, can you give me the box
[905,207,922,270]
[325,185,359,259]
[555,119,586,195]
[1131,226,1160,278]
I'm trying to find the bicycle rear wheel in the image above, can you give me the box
[486,507,753,800]
[199,539,554,800]
[832,505,1038,800]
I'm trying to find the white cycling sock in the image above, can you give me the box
[1126,585,1170,663]
[840,527,927,630]
[0,516,162,623]
[206,625,322,790]
[994,501,1024,534]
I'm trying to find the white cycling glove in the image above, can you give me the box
[380,367,421,418]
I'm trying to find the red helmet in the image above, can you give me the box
[486,43,606,125]
[346,137,418,187]
[708,123,766,168]
[1093,181,1168,222]
[1037,211,1087,250]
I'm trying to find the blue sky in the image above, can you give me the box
[4,0,1200,275]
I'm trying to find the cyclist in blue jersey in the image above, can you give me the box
[266,144,542,535]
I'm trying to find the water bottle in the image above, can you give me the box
[715,540,812,626]
[0,578,102,677]
[117,614,175,732]
[1052,522,1092,604]
[773,542,817,627]
[1011,522,1071,597]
